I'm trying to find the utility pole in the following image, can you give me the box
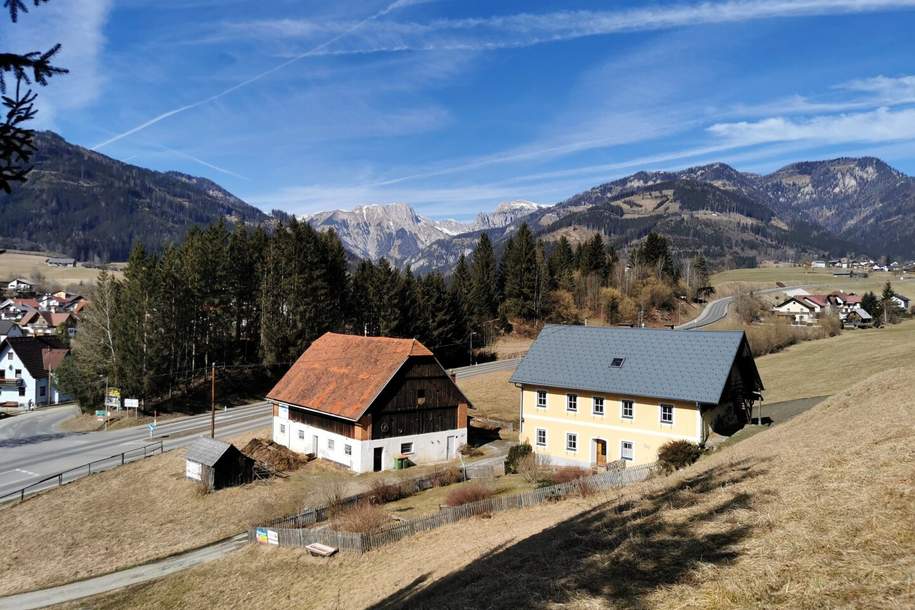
[210,362,216,439]
[104,374,109,432]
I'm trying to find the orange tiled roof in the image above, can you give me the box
[267,332,434,421]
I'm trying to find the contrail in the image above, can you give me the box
[92,1,405,151]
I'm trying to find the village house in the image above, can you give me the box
[268,333,471,473]
[6,278,32,294]
[0,336,70,408]
[510,326,763,467]
[890,294,911,312]
[772,296,821,325]
[844,307,874,329]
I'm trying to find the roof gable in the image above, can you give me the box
[510,325,751,404]
[267,333,437,421]
[2,336,69,379]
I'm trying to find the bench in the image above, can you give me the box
[305,543,338,557]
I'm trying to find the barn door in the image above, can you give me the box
[446,435,455,459]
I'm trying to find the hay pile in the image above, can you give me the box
[241,438,310,473]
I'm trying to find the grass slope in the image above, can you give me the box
[70,366,915,609]
[755,319,915,403]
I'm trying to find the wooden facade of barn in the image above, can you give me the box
[185,437,255,491]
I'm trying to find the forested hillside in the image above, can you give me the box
[0,132,267,261]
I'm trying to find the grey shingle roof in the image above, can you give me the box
[186,437,232,466]
[509,325,748,405]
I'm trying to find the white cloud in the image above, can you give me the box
[5,0,114,128]
[212,0,915,56]
[708,107,915,146]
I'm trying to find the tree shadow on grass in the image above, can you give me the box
[369,457,772,609]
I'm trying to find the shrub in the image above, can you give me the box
[517,452,551,485]
[192,480,210,497]
[318,477,349,515]
[458,443,483,457]
[505,442,533,474]
[368,478,412,504]
[658,440,703,474]
[431,465,464,487]
[331,501,390,533]
[547,466,591,485]
[445,481,495,507]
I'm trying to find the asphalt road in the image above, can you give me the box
[449,358,522,379]
[0,401,271,501]
[675,285,809,331]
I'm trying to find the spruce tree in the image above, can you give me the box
[469,233,498,325]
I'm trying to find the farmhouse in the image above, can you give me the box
[511,326,763,467]
[6,278,32,293]
[772,296,820,325]
[268,333,471,473]
[0,336,70,408]
[891,294,911,311]
[185,437,255,491]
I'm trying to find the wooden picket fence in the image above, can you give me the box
[249,462,654,554]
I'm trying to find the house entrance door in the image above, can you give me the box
[446,435,455,459]
[312,435,318,456]
[373,447,384,472]
[594,439,607,467]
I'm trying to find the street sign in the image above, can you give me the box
[147,422,157,438]
[105,395,120,408]
[107,387,121,399]
[95,409,106,418]
[124,398,139,409]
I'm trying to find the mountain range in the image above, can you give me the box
[2,131,913,268]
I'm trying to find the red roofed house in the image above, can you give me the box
[267,333,472,473]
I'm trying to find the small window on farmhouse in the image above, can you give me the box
[279,424,285,434]
[328,438,335,450]
[298,430,304,440]
[400,442,414,455]
[621,441,634,461]
[14,369,21,378]
[40,386,46,396]
[6,352,11,361]
[592,397,604,415]
[621,400,634,419]
[18,387,25,397]
[566,433,577,452]
[566,394,577,412]
[610,357,625,368]
[344,444,352,456]
[536,428,547,447]
[660,404,674,424]
[416,388,426,405]
[537,390,547,408]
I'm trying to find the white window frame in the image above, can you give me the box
[279,423,285,434]
[566,432,577,452]
[535,428,547,447]
[660,403,674,425]
[536,390,547,409]
[621,440,634,461]
[344,444,352,456]
[592,396,604,416]
[621,400,634,420]
[327,438,335,450]
[400,441,414,455]
[566,394,577,412]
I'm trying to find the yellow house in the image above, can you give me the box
[510,325,763,467]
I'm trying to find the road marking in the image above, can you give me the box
[15,468,40,477]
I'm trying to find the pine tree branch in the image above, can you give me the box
[5,0,50,23]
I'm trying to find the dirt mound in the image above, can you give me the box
[241,438,310,473]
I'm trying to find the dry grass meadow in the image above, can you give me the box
[456,370,518,423]
[68,366,915,609]
[0,250,120,290]
[0,427,454,597]
[712,266,915,300]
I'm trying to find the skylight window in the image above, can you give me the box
[610,357,625,368]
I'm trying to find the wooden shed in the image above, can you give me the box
[185,437,255,491]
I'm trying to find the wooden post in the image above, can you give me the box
[210,362,216,439]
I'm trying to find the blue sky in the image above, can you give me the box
[9,0,915,219]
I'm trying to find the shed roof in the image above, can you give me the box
[0,320,19,335]
[509,325,753,405]
[186,437,233,466]
[267,332,435,421]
